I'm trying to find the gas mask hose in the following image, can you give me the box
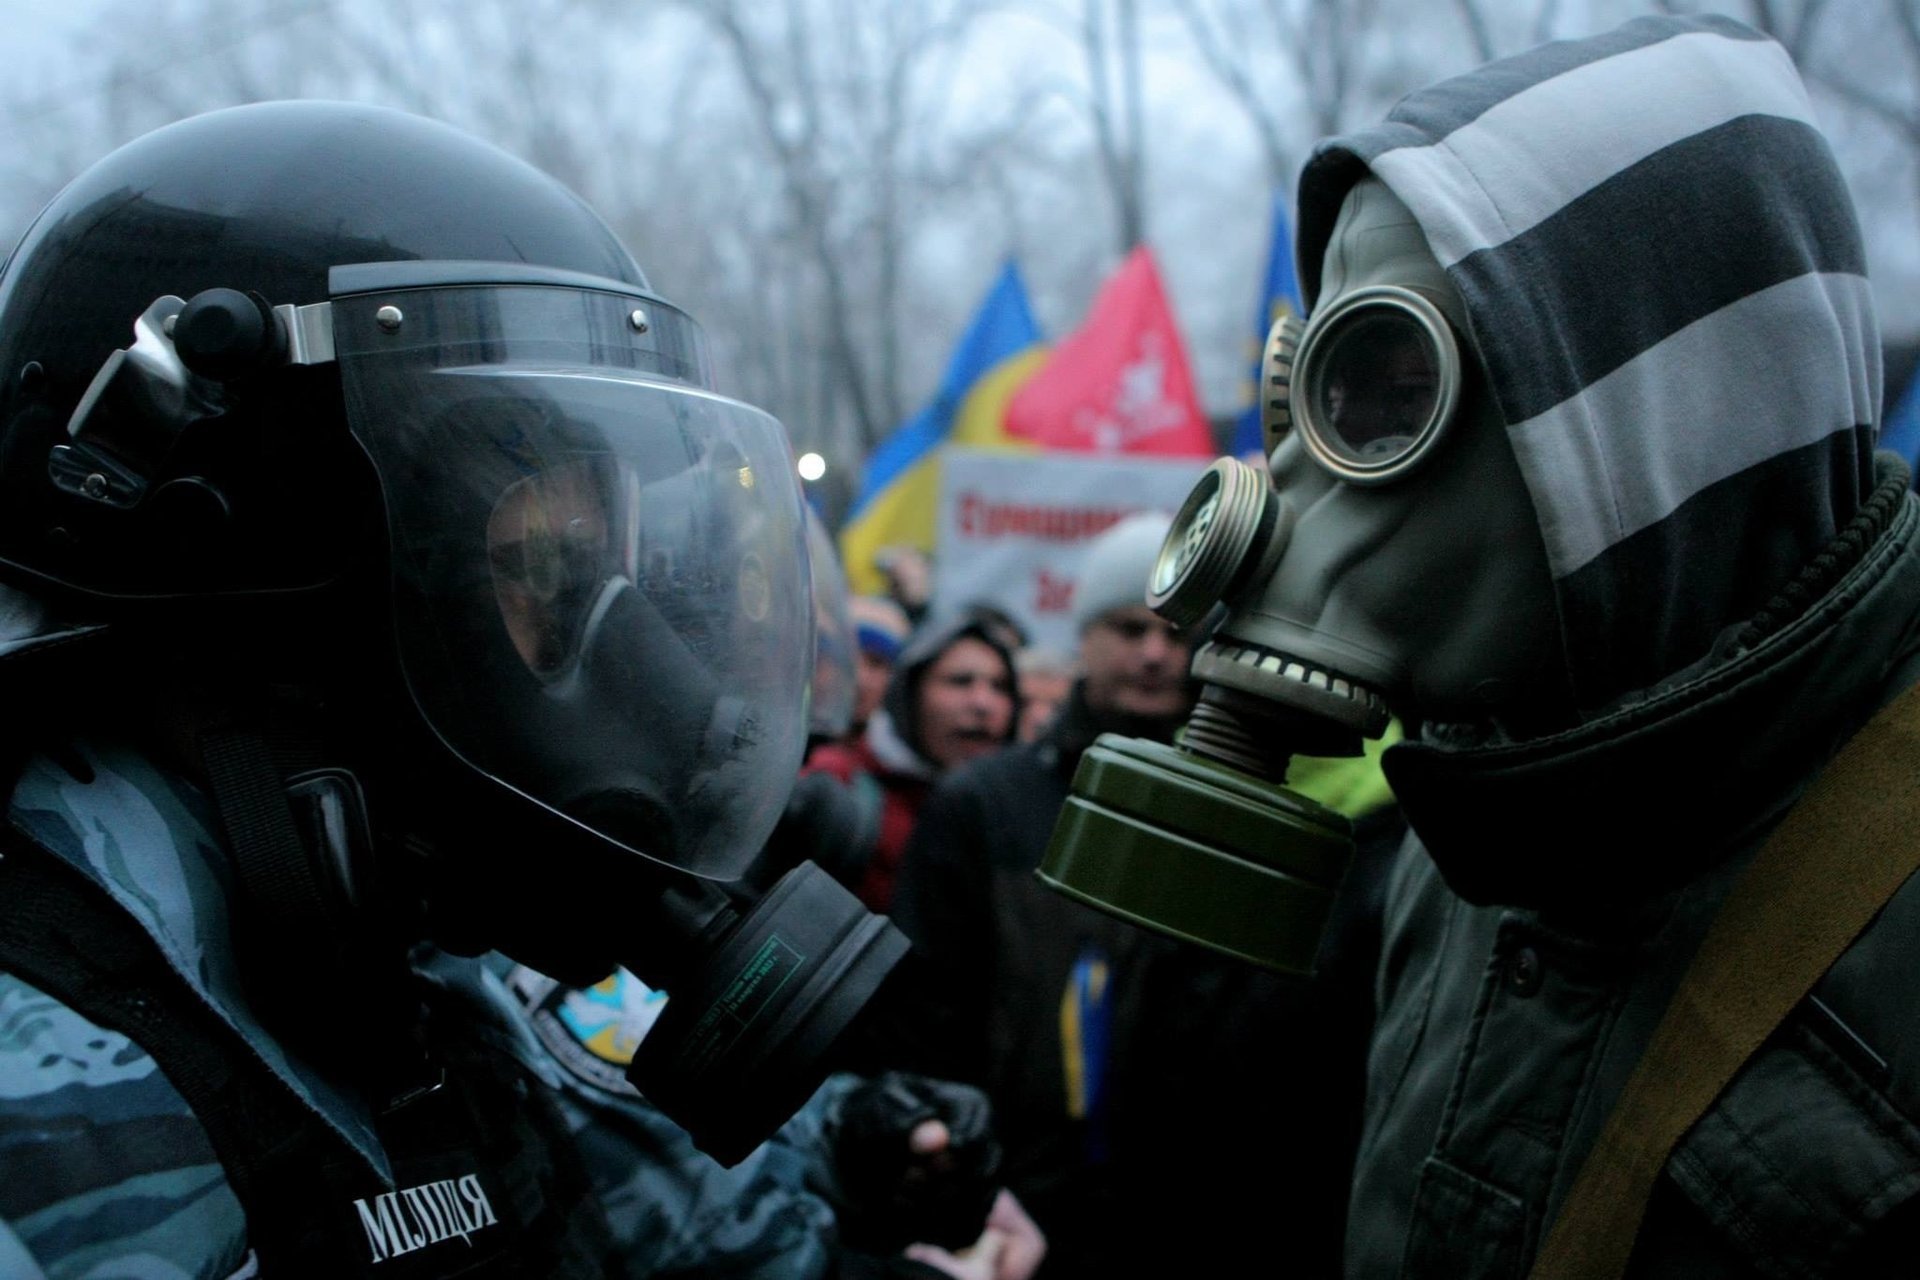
[1180,687,1295,780]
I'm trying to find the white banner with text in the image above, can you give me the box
[932,447,1209,655]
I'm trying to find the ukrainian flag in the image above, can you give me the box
[840,262,1047,595]
[1230,196,1305,458]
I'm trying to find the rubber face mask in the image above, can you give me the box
[1035,179,1570,973]
[335,273,813,880]
[1214,177,1569,732]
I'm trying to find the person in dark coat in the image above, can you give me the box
[1262,17,1920,1276]
[892,514,1397,1278]
[802,614,1020,912]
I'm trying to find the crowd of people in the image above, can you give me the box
[784,511,1403,1277]
[3,12,1918,1280]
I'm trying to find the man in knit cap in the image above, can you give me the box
[848,595,913,740]
[1064,513,1197,730]
[891,513,1344,1277]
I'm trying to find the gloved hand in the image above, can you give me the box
[835,1072,1003,1253]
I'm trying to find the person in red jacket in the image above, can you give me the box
[848,595,912,740]
[803,614,1020,912]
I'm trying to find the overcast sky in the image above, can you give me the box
[0,0,1914,448]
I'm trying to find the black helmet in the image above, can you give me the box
[0,103,906,1162]
[0,96,809,881]
[0,101,654,599]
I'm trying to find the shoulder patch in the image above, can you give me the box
[503,965,667,1095]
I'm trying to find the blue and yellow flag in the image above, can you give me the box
[841,262,1046,595]
[1059,943,1111,1164]
[1230,197,1306,459]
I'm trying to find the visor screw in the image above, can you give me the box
[628,308,650,334]
[81,472,108,501]
[375,305,404,333]
[162,314,177,338]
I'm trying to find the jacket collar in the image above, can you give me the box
[7,741,396,1183]
[1387,460,1920,916]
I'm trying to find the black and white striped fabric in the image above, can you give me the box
[1295,15,1881,708]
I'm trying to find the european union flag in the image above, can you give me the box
[1880,367,1920,480]
[1230,196,1305,458]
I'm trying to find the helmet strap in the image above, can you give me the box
[193,705,442,1111]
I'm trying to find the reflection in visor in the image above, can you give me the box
[488,460,622,676]
[339,324,813,878]
[1310,311,1442,463]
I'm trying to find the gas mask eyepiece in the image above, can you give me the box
[1278,285,1462,484]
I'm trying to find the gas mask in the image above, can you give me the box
[53,260,907,1164]
[1039,178,1567,971]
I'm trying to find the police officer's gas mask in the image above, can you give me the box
[1040,178,1569,971]
[0,103,914,1163]
[48,262,906,1165]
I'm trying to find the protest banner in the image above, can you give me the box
[933,446,1208,653]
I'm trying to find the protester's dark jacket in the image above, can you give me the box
[892,685,1372,1278]
[1291,16,1920,1276]
[1353,462,1920,1279]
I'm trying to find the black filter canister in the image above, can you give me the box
[627,860,908,1165]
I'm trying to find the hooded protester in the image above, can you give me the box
[802,615,1020,912]
[1252,16,1920,1276]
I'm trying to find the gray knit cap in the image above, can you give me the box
[1073,511,1174,633]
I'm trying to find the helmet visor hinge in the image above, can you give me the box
[52,294,336,507]
[274,301,336,367]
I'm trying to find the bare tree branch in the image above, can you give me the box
[1452,0,1498,61]
[1168,0,1294,184]
[1811,68,1920,144]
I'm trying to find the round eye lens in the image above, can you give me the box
[1307,311,1442,466]
[487,461,615,675]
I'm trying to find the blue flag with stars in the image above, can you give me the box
[1231,196,1306,458]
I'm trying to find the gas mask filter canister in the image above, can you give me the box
[1035,452,1365,974]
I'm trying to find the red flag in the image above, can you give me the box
[1004,246,1214,455]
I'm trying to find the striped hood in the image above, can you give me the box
[1296,15,1880,711]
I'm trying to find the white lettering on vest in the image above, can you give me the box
[459,1174,499,1228]
[354,1173,498,1263]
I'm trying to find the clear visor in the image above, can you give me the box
[1296,288,1460,483]
[336,281,812,879]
